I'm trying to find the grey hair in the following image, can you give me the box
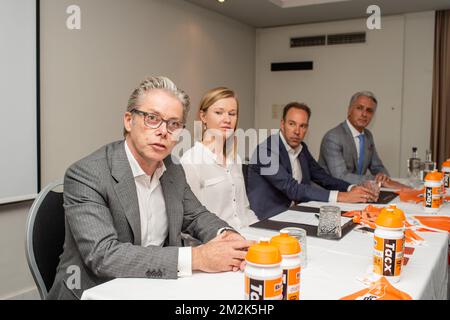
[349,91,378,107]
[124,76,190,136]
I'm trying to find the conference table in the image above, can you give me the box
[81,187,449,300]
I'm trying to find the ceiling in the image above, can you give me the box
[184,0,450,28]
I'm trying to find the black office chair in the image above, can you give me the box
[25,181,65,300]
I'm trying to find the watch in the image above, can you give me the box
[218,227,238,236]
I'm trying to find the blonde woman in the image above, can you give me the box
[180,87,258,230]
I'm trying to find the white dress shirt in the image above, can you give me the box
[279,132,339,203]
[180,142,259,231]
[124,141,191,277]
[346,119,364,160]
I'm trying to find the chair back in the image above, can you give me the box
[25,181,65,300]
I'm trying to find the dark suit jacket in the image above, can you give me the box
[318,121,389,185]
[247,134,350,220]
[47,141,229,300]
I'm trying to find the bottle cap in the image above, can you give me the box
[425,170,442,182]
[375,208,404,228]
[442,160,450,168]
[388,204,406,222]
[246,238,282,265]
[270,231,301,255]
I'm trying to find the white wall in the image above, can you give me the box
[1,0,255,299]
[0,201,37,299]
[255,12,435,178]
[400,12,435,178]
[40,0,256,185]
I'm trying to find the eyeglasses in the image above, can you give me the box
[130,109,185,133]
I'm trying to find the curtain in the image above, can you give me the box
[431,10,450,167]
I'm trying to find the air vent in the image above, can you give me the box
[290,35,326,48]
[271,61,313,71]
[327,32,366,45]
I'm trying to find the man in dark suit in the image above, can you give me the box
[48,76,252,299]
[247,102,376,220]
[318,91,408,189]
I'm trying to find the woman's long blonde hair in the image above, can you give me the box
[198,87,239,160]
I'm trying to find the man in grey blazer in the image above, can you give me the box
[48,76,252,300]
[318,91,407,189]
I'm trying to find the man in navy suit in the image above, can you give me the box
[247,102,376,220]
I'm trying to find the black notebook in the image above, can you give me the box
[250,206,355,240]
[372,191,398,204]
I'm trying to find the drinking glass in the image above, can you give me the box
[280,227,307,268]
[317,206,341,239]
[362,180,381,202]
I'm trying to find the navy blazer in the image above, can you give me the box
[247,134,350,220]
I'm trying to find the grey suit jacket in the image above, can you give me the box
[318,121,389,185]
[47,141,230,300]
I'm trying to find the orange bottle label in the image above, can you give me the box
[281,267,301,300]
[245,275,283,300]
[373,236,403,277]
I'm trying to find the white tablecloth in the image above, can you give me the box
[81,194,449,300]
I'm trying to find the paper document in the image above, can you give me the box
[270,210,351,227]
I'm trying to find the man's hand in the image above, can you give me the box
[374,173,390,185]
[337,186,377,203]
[210,231,255,271]
[192,236,254,273]
[216,230,246,242]
[375,173,412,189]
[377,175,411,190]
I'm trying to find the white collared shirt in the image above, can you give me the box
[124,140,191,277]
[280,132,303,183]
[346,119,364,160]
[279,132,338,203]
[180,142,259,231]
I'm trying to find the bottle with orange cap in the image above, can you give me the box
[442,159,450,191]
[244,238,283,300]
[424,170,442,213]
[388,204,407,256]
[438,171,445,205]
[388,204,406,224]
[270,231,301,300]
[373,207,405,283]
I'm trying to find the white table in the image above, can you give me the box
[81,196,449,300]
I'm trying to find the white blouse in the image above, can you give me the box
[180,142,259,231]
